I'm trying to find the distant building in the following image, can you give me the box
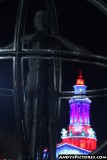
[44,143,90,159]
[59,71,97,154]
[44,71,97,158]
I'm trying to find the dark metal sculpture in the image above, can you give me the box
[24,10,59,160]
[0,0,107,159]
[14,0,107,158]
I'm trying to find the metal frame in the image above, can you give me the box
[0,0,107,159]
[0,57,15,97]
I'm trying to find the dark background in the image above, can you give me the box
[0,0,107,152]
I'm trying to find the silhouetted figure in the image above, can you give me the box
[24,10,59,160]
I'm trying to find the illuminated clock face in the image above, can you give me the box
[73,123,82,132]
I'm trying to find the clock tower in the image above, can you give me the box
[61,71,97,152]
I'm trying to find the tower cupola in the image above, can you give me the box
[73,70,87,94]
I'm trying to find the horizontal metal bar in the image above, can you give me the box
[0,88,13,96]
[0,48,107,61]
[0,94,13,97]
[0,88,13,91]
[0,56,15,59]
[58,88,107,98]
[58,94,107,99]
[60,58,107,68]
[61,88,107,94]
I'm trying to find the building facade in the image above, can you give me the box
[60,71,97,153]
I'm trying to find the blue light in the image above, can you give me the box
[73,85,87,94]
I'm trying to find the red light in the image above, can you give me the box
[76,79,84,85]
[76,70,85,85]
[80,141,85,148]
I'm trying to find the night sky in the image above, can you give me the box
[0,0,107,149]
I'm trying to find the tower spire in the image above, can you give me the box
[60,70,97,153]
[74,70,87,94]
[76,70,84,85]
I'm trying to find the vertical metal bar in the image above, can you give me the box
[13,0,32,159]
[14,0,30,51]
[56,58,61,147]
[44,0,59,34]
[57,97,61,139]
[21,57,24,96]
[59,58,62,92]
[13,57,16,89]
[54,58,56,91]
